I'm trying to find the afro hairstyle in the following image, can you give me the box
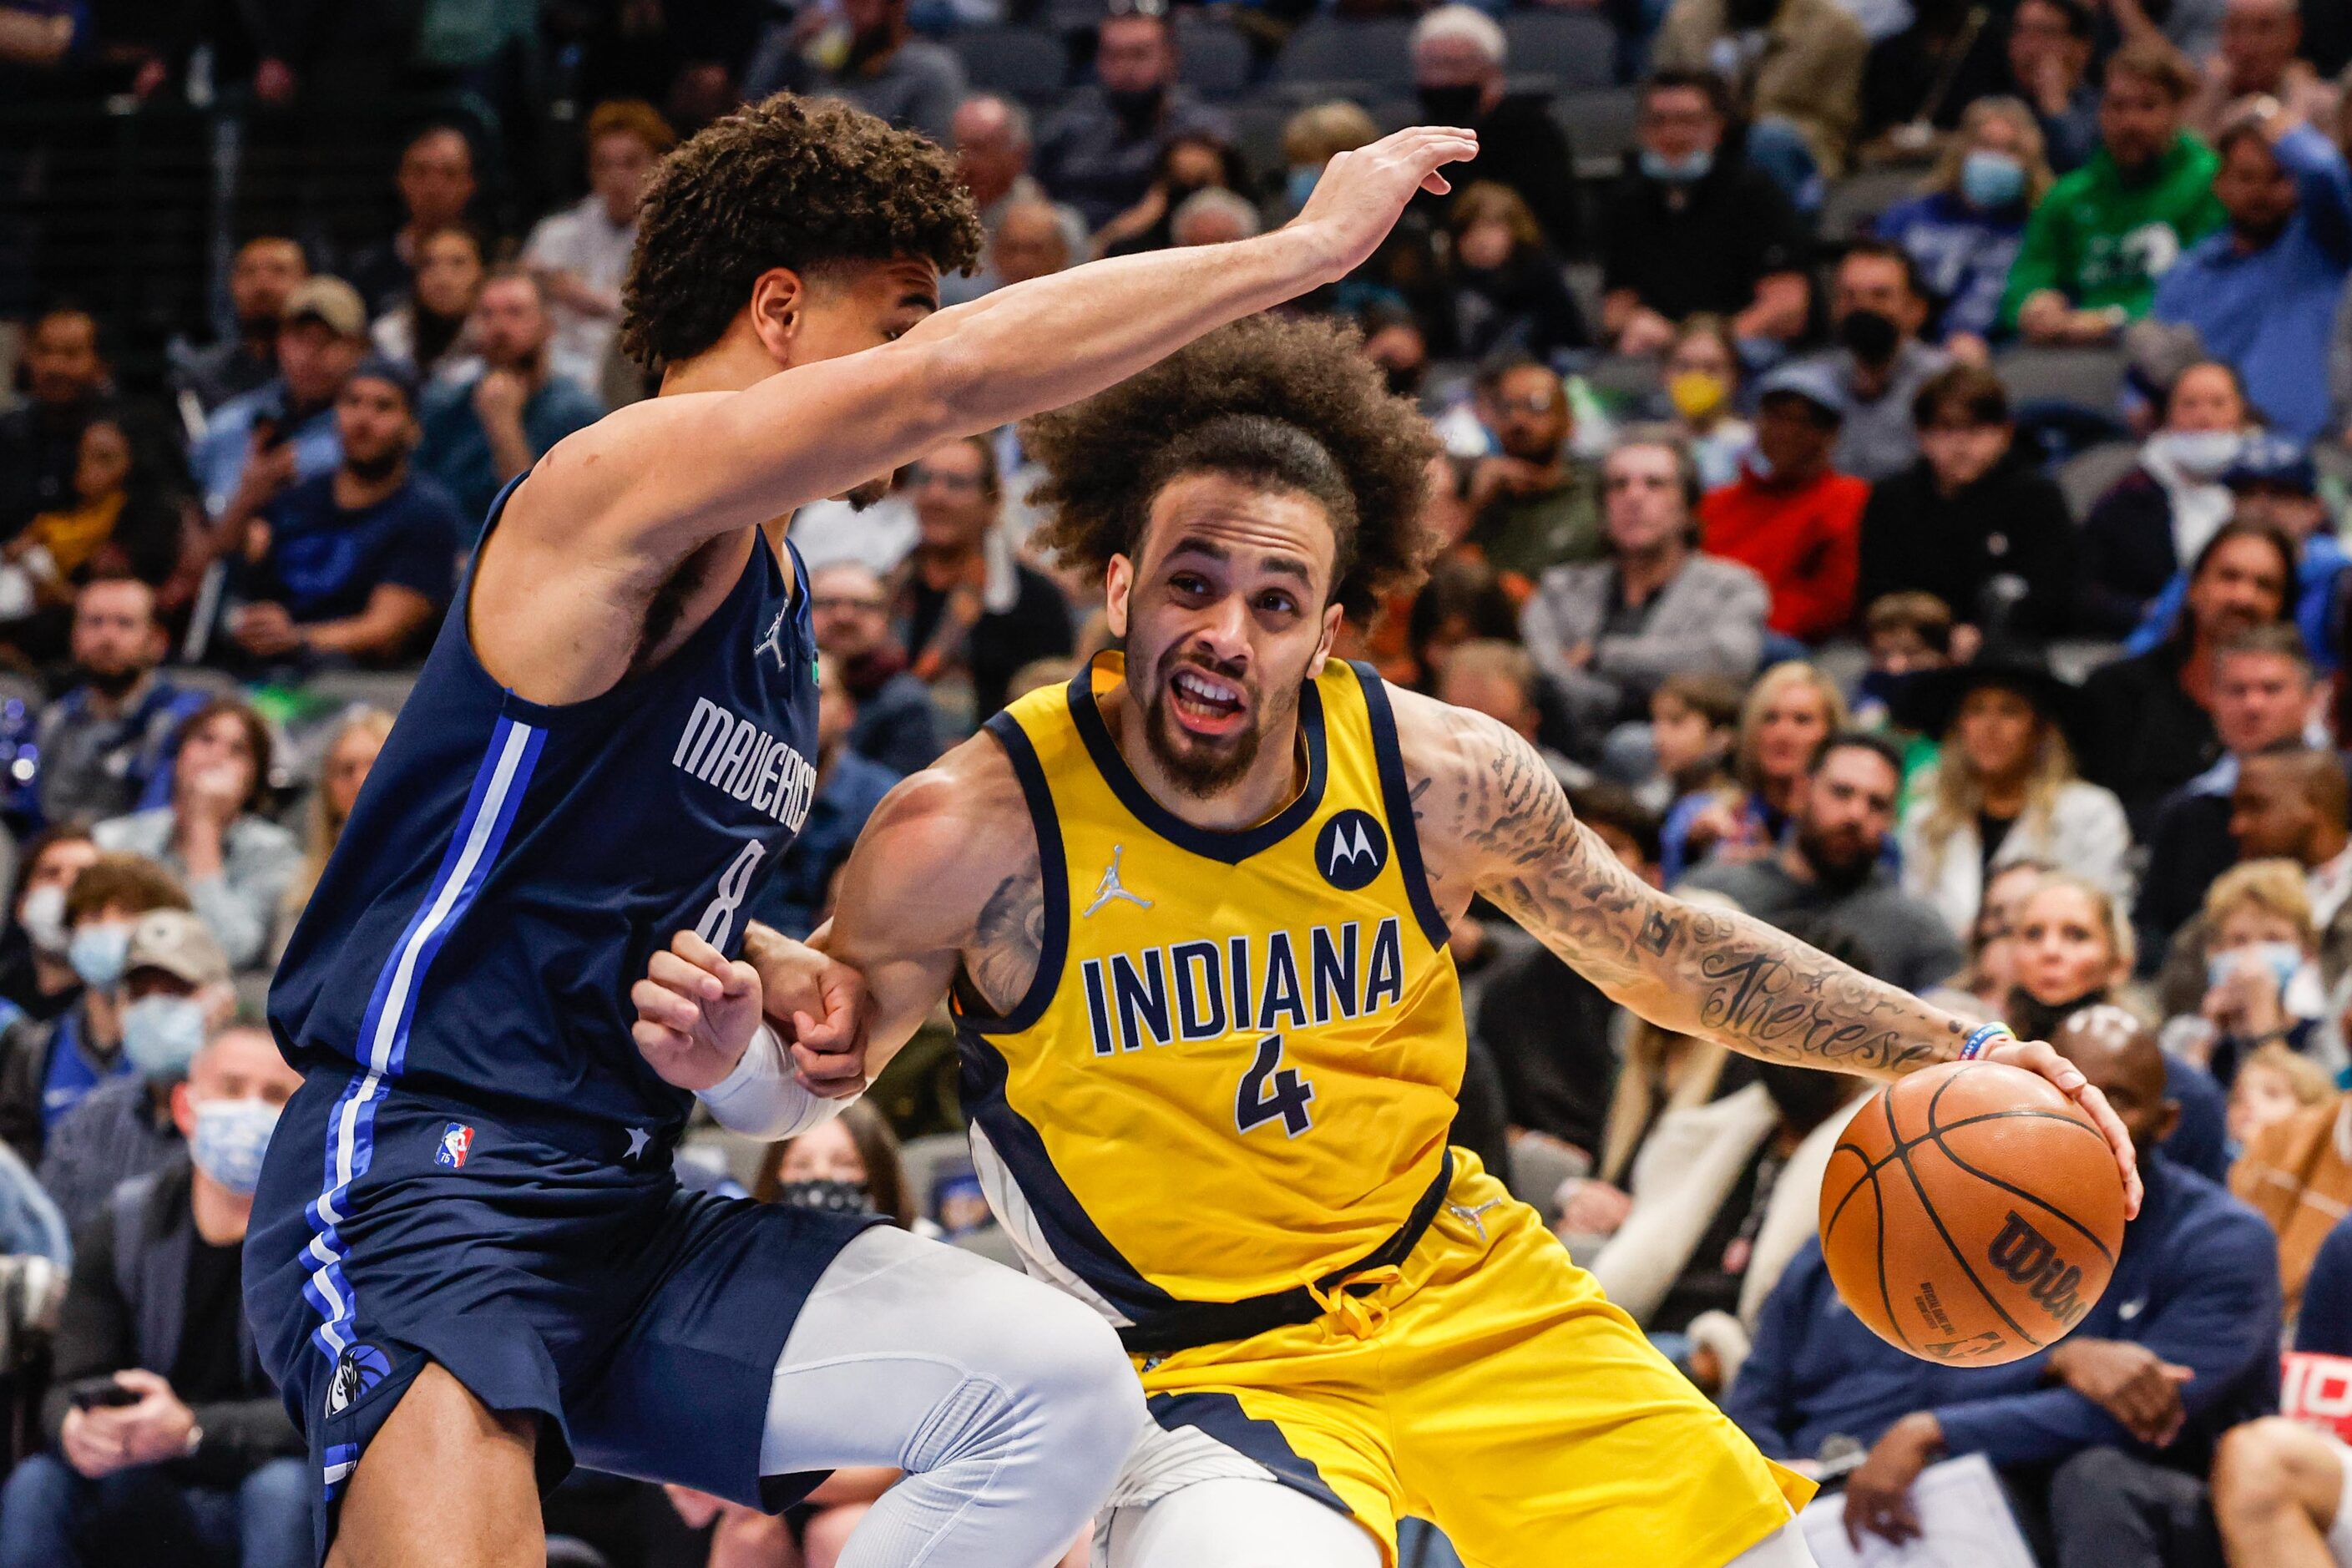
[1021,314,1442,623]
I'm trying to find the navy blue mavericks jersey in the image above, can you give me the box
[270,478,823,1152]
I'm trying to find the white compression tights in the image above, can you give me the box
[1098,1479,1821,1568]
[759,1225,1146,1568]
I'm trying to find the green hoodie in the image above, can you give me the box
[1996,133,2225,331]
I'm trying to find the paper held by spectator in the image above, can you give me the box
[1797,1454,2037,1568]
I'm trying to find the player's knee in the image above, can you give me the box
[2214,1418,2321,1525]
[997,1289,1146,1463]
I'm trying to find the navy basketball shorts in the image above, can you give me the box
[243,1068,881,1564]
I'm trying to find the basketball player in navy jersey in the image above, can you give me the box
[242,94,1477,1568]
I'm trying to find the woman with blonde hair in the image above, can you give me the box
[1894,655,2131,939]
[1662,661,1848,880]
[273,706,396,962]
[2190,857,2340,1081]
[1874,98,2055,356]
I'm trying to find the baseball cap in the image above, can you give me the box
[347,354,421,410]
[282,276,368,341]
[2223,432,2317,494]
[1754,360,1847,423]
[124,910,230,989]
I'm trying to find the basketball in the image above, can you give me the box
[1819,1060,2127,1368]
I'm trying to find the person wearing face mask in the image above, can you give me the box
[1404,6,1582,255]
[0,827,96,1025]
[1600,72,1812,357]
[38,908,235,1235]
[0,1025,306,1568]
[1858,365,2076,636]
[1801,241,1950,483]
[1033,7,1233,232]
[0,854,187,1173]
[1090,133,1246,260]
[1653,0,1867,188]
[2180,858,2339,1084]
[2155,103,2352,444]
[2081,361,2262,636]
[1657,316,1755,490]
[1874,99,2055,358]
[18,578,207,833]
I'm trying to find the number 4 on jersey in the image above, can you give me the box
[1235,1034,1315,1138]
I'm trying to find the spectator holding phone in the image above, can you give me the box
[0,1025,305,1568]
[191,278,368,524]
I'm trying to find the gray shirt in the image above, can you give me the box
[744,33,969,143]
[92,808,301,974]
[1808,341,1950,483]
[1677,855,1963,995]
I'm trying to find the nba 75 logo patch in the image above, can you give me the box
[435,1122,474,1170]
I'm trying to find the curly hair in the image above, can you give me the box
[1022,316,1439,621]
[620,94,983,367]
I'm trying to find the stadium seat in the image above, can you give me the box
[1501,12,1617,92]
[1816,167,1920,242]
[0,673,40,716]
[1581,354,1664,406]
[1556,89,1638,179]
[1277,18,1416,87]
[1176,19,1254,99]
[1997,345,2129,412]
[951,27,1069,99]
[2055,440,2141,517]
[159,664,247,702]
[1229,102,1293,178]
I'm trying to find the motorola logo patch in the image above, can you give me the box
[1316,809,1388,891]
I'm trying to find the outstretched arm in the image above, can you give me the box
[1397,687,2142,1211]
[525,127,1476,559]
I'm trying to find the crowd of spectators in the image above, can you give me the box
[29,0,2352,1560]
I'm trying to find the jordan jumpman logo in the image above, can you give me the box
[1083,845,1152,918]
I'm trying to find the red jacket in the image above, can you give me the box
[1699,468,1869,641]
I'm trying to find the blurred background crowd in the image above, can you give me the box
[17,0,2352,1560]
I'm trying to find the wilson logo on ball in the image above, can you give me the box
[1986,1211,2090,1328]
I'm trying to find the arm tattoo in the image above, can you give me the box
[967,863,1046,1017]
[1424,711,1962,1077]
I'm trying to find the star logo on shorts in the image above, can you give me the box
[623,1126,650,1162]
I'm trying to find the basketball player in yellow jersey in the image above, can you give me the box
[632,318,2142,1568]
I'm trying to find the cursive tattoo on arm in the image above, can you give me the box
[1409,699,1963,1078]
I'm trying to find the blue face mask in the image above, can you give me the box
[2153,428,2243,477]
[190,1096,280,1197]
[68,923,131,991]
[1285,165,1321,212]
[121,994,206,1082]
[1640,148,1714,185]
[1960,149,2026,210]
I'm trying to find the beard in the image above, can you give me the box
[1796,822,1878,894]
[83,662,143,698]
[1139,644,1284,799]
[344,447,406,484]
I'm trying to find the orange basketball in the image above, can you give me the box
[1818,1060,2127,1368]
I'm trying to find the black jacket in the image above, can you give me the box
[2135,785,2237,969]
[1856,450,2075,635]
[41,1156,301,1487]
[1599,154,1809,323]
[2078,643,2224,837]
[2077,466,2178,637]
[1415,94,1583,255]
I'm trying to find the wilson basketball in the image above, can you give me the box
[1819,1060,2127,1367]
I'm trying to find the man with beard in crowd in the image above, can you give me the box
[172,238,308,416]
[415,268,604,529]
[221,358,461,670]
[20,581,208,832]
[1681,730,1964,992]
[809,559,943,778]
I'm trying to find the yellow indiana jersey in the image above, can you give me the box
[955,651,1465,1338]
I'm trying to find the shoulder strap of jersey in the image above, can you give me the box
[1347,661,1449,949]
[959,693,1071,1032]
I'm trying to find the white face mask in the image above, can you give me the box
[190,1095,280,1197]
[18,885,66,957]
[2152,428,2243,478]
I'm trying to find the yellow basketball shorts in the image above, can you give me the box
[1122,1151,1815,1568]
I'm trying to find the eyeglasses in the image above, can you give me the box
[812,594,888,614]
[1491,394,1558,416]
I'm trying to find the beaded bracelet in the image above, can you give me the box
[1959,1021,2016,1060]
